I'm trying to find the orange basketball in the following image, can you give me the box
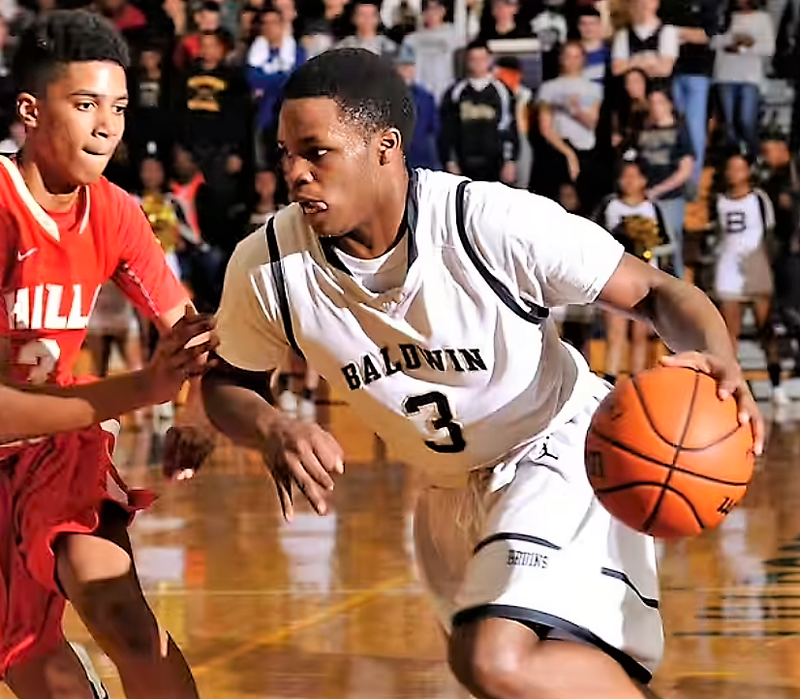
[585,366,755,539]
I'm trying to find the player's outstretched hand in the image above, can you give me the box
[163,423,216,481]
[660,352,765,456]
[260,416,345,521]
[146,308,219,404]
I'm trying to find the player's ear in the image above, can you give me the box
[378,128,403,166]
[17,93,38,129]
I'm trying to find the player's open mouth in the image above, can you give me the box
[299,201,328,215]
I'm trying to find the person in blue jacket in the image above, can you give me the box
[396,44,441,170]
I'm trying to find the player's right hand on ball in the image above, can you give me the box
[660,351,765,456]
[260,416,345,521]
[146,309,219,404]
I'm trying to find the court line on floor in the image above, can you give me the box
[192,572,414,676]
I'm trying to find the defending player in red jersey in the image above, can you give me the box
[0,11,209,699]
[0,309,216,445]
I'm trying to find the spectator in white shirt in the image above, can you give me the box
[536,40,604,211]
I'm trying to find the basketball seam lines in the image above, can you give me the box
[593,481,707,530]
[639,370,704,533]
[590,431,751,486]
[629,367,743,450]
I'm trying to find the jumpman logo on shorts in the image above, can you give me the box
[536,438,558,462]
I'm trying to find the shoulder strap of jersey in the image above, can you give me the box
[454,180,549,324]
[264,218,305,360]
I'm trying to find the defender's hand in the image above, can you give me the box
[163,423,216,481]
[146,309,218,404]
[260,416,345,521]
[660,352,764,455]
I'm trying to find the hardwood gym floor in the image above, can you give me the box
[4,341,800,698]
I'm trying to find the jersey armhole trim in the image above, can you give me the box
[454,180,549,324]
[265,219,305,359]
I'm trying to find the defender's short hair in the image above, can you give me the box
[13,9,130,95]
[282,48,415,149]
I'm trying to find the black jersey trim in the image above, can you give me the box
[265,218,304,359]
[454,180,549,324]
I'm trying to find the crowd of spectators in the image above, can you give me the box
[2,0,799,404]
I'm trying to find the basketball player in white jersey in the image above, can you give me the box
[199,49,764,699]
[714,152,787,406]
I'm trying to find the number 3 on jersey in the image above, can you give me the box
[402,391,466,453]
[17,338,61,384]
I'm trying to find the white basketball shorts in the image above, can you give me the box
[412,374,664,683]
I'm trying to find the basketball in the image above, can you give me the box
[585,366,755,539]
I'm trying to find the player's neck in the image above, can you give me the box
[17,148,81,212]
[337,169,409,259]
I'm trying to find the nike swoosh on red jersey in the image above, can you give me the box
[16,248,38,262]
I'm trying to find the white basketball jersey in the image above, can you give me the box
[716,189,774,256]
[215,170,624,486]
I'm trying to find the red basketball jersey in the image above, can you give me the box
[0,156,187,386]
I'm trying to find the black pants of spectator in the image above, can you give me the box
[530,141,601,215]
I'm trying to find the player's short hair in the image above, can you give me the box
[282,48,415,150]
[13,9,130,95]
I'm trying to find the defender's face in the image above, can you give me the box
[21,61,127,189]
[278,97,380,238]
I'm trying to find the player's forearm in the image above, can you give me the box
[649,278,737,364]
[0,371,158,443]
[201,372,279,452]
